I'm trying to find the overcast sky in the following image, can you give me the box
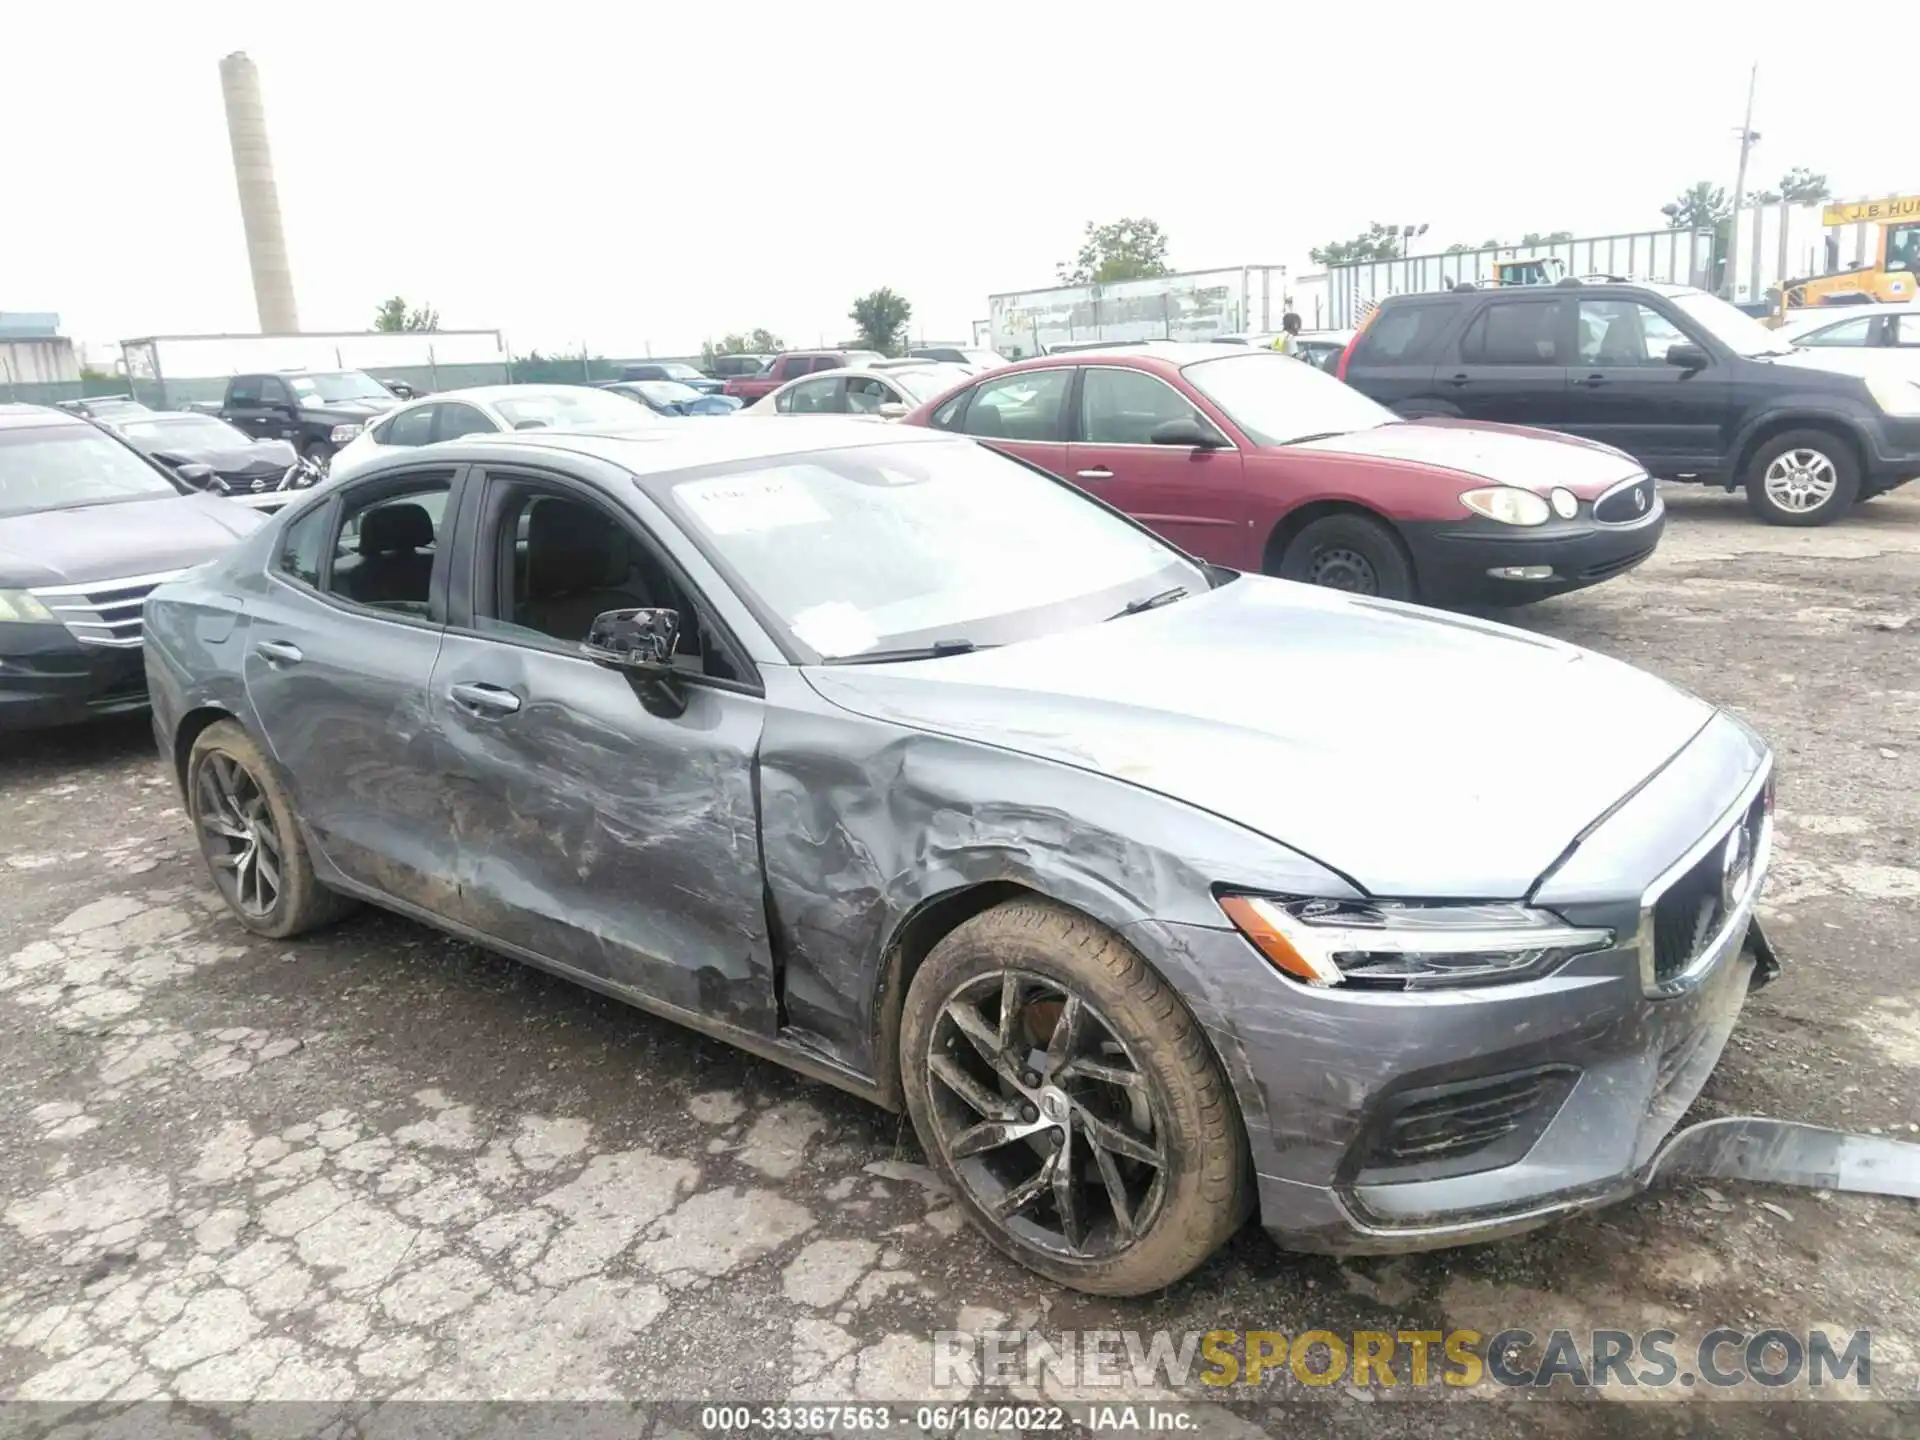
[7,3,1913,358]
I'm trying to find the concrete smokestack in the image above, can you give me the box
[218,51,300,333]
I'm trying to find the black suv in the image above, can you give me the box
[1339,280,1920,525]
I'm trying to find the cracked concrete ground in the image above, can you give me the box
[1,486,1917,1434]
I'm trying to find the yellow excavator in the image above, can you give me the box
[1769,195,1919,319]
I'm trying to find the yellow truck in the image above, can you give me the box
[1773,195,1919,315]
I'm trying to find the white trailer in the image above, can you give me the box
[987,266,1301,358]
[120,330,510,409]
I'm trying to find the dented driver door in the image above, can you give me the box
[429,469,778,1036]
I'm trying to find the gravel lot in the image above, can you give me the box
[2,486,1916,1433]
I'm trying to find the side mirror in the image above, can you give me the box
[174,462,221,491]
[1149,417,1224,449]
[582,607,687,716]
[877,401,909,420]
[1666,342,1708,370]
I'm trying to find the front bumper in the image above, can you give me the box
[1862,414,1920,482]
[0,624,149,734]
[1401,504,1665,605]
[1141,717,1775,1255]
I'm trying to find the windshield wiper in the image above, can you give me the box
[1107,586,1188,620]
[822,639,989,665]
[1278,430,1348,446]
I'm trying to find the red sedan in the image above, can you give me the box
[901,345,1664,605]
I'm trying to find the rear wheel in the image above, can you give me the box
[186,721,354,939]
[900,899,1250,1296]
[1277,513,1416,601]
[1742,429,1858,526]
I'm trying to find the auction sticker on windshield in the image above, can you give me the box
[676,471,830,535]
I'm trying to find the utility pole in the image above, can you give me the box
[1726,62,1760,297]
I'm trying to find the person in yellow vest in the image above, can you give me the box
[1270,312,1305,358]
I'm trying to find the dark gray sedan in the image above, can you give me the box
[145,420,1777,1295]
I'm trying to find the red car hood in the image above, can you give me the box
[1293,420,1642,498]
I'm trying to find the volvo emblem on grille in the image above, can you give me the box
[1720,823,1755,912]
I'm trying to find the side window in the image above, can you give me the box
[962,368,1071,442]
[261,378,292,406]
[930,390,968,430]
[844,376,899,414]
[481,486,743,683]
[383,405,438,447]
[782,377,843,414]
[1895,314,1920,348]
[811,356,842,373]
[1797,316,1877,348]
[229,377,262,406]
[1079,368,1223,445]
[1460,300,1568,365]
[435,403,496,441]
[1577,301,1688,365]
[1350,303,1452,365]
[325,478,451,616]
[276,502,330,589]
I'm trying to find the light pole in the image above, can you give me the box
[1726,63,1760,297]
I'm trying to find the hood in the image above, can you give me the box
[301,397,400,421]
[149,439,297,476]
[0,493,264,589]
[1769,347,1913,382]
[1295,420,1642,497]
[803,577,1713,898]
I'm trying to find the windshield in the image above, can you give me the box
[114,415,254,449]
[1180,352,1395,445]
[1668,292,1795,357]
[290,371,395,403]
[636,380,703,405]
[654,364,703,381]
[962,350,1007,368]
[660,440,1204,659]
[889,365,972,402]
[0,426,180,517]
[492,388,655,429]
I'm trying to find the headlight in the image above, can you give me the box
[329,423,363,444]
[1460,486,1550,526]
[0,589,57,624]
[1218,895,1612,991]
[1549,487,1579,519]
[1865,377,1920,417]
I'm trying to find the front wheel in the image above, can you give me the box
[1276,513,1416,601]
[900,899,1250,1296]
[1742,430,1858,526]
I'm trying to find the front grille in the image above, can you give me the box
[1594,475,1658,524]
[30,569,182,648]
[1646,787,1771,987]
[1354,1066,1578,1184]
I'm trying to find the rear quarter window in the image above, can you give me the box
[1350,303,1455,366]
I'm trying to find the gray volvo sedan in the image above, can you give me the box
[144,419,1776,1295]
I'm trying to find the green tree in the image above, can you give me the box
[702,329,787,365]
[1661,183,1730,230]
[372,296,440,332]
[1777,167,1831,205]
[1057,218,1172,285]
[849,288,913,355]
[1520,230,1573,246]
[1310,222,1428,267]
[1446,237,1504,253]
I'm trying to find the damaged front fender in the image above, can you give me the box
[1645,1116,1920,1199]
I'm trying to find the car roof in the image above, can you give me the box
[1379,280,1705,306]
[997,343,1235,372]
[0,403,89,431]
[377,416,953,482]
[1779,301,1919,327]
[390,383,612,408]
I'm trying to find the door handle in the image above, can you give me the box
[448,682,522,717]
[1442,373,1470,388]
[1075,468,1114,480]
[254,640,303,665]
[1578,373,1608,387]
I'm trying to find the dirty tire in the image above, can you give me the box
[900,898,1251,1296]
[1277,512,1416,601]
[186,720,354,939]
[1742,428,1858,527]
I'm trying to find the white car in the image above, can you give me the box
[326,385,656,483]
[741,363,972,417]
[1779,303,1920,365]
